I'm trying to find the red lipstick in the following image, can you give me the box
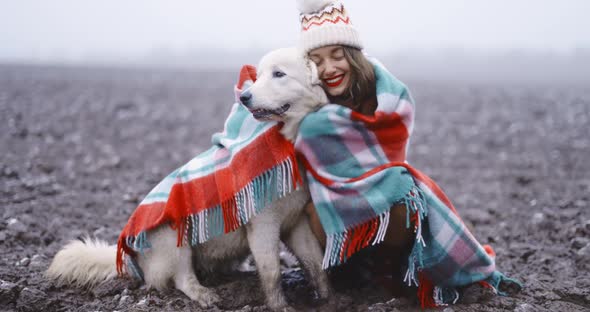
[324,74,345,88]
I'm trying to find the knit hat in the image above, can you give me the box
[297,0,363,53]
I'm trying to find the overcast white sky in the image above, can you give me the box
[1,0,589,63]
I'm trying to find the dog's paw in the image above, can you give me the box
[314,285,332,300]
[266,295,293,312]
[194,288,221,308]
[181,284,221,308]
[309,290,333,307]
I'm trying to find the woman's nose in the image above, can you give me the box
[322,59,337,76]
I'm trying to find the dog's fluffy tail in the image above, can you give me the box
[46,238,117,286]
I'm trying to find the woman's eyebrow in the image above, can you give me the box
[331,47,343,55]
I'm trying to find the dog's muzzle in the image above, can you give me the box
[240,90,253,108]
[250,104,291,120]
[239,90,290,120]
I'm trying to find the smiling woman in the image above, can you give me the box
[294,0,521,308]
[309,46,351,94]
[309,45,376,115]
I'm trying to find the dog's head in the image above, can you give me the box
[239,47,328,141]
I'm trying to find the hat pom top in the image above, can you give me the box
[296,0,363,53]
[296,0,335,14]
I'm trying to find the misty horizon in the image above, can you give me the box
[2,1,588,84]
[1,1,589,63]
[2,47,589,86]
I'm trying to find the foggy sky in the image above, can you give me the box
[1,0,589,63]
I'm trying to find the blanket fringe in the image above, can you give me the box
[403,184,431,283]
[183,157,298,246]
[416,266,460,309]
[418,271,518,309]
[322,185,428,269]
[117,155,301,274]
[481,271,523,296]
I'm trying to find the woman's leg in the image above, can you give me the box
[305,200,415,296]
[384,203,414,248]
[305,201,413,249]
[377,203,415,296]
[304,200,326,248]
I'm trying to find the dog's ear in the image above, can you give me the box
[306,58,321,86]
[304,57,329,104]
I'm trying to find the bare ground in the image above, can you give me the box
[0,64,589,312]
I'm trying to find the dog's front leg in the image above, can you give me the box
[284,215,331,299]
[246,222,289,311]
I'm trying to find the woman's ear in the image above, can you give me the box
[306,58,321,86]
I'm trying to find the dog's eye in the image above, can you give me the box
[273,71,286,78]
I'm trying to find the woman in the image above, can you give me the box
[305,45,414,249]
[297,0,413,285]
[294,0,521,308]
[305,45,415,290]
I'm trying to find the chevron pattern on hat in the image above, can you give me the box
[300,3,351,31]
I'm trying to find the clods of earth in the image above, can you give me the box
[1,64,589,311]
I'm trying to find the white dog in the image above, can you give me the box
[239,48,328,141]
[46,47,330,311]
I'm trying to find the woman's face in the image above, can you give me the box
[309,45,351,97]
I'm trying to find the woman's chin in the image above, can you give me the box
[327,91,352,103]
[326,88,345,98]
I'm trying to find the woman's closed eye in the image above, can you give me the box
[332,52,345,61]
[332,47,345,59]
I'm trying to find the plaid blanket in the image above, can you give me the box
[116,65,302,274]
[295,58,521,307]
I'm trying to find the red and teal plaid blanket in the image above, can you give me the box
[116,60,520,308]
[116,65,302,274]
[295,58,521,308]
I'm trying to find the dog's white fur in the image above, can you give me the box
[240,47,328,140]
[46,47,329,311]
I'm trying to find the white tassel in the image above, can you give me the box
[372,214,382,245]
[286,158,293,191]
[379,211,390,242]
[372,211,390,245]
[286,160,290,192]
[200,210,206,243]
[403,266,418,287]
[236,191,244,221]
[322,235,334,269]
[403,268,412,286]
[245,182,252,214]
[452,289,460,304]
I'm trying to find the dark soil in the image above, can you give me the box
[1,63,589,312]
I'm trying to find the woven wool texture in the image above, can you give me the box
[295,58,521,307]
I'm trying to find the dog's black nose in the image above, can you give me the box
[240,91,252,107]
